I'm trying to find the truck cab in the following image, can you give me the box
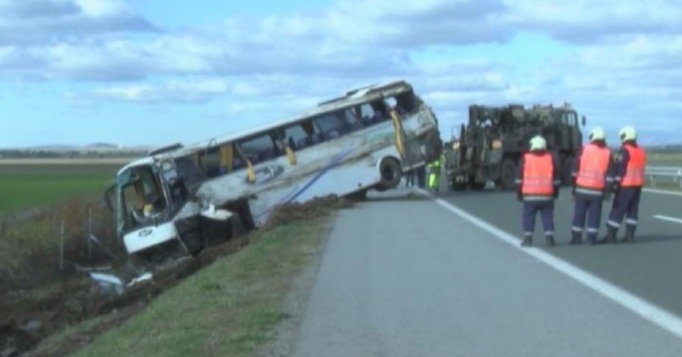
[444,103,584,191]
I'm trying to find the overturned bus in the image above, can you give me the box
[105,80,443,264]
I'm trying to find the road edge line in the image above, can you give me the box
[416,188,682,340]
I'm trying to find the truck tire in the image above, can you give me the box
[450,180,468,191]
[470,181,486,191]
[562,157,575,186]
[500,158,517,191]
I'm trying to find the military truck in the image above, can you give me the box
[444,103,585,191]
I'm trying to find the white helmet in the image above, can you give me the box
[529,135,546,151]
[619,125,637,142]
[588,126,606,141]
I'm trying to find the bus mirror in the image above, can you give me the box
[581,116,586,126]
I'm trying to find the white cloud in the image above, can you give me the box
[90,78,229,103]
[507,0,682,43]
[0,0,158,46]
[3,0,682,146]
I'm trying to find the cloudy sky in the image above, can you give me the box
[1,0,680,148]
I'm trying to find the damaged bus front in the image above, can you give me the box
[105,154,244,263]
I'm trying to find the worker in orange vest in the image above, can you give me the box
[516,135,561,247]
[570,127,615,245]
[599,126,646,244]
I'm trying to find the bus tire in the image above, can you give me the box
[377,157,402,190]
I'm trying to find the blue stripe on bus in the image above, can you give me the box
[253,146,357,223]
[280,146,356,205]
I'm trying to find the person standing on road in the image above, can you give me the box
[405,168,415,187]
[516,135,561,247]
[569,127,615,245]
[599,126,646,244]
[426,157,442,193]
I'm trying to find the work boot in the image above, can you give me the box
[521,236,532,247]
[586,234,597,245]
[546,235,555,247]
[569,231,582,245]
[597,226,618,245]
[621,227,635,243]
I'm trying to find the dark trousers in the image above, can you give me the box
[416,166,426,188]
[571,193,604,241]
[523,201,555,237]
[607,187,642,233]
[405,170,415,187]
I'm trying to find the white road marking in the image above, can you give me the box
[416,188,682,340]
[654,215,682,225]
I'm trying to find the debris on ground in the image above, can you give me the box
[0,194,354,357]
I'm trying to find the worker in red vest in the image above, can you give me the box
[570,127,615,245]
[599,125,646,244]
[516,135,561,247]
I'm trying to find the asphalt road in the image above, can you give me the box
[291,187,682,357]
[438,187,682,319]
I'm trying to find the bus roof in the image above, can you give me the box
[131,79,415,164]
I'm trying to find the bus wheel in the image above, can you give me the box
[378,158,402,190]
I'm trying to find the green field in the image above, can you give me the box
[0,164,120,213]
[647,151,682,166]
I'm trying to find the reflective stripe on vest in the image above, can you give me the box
[576,143,611,190]
[621,145,646,187]
[522,153,554,195]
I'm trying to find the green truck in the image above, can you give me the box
[444,103,586,191]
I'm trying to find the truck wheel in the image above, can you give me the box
[470,182,486,191]
[450,180,468,191]
[561,157,575,186]
[500,159,517,191]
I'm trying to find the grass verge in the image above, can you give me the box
[47,214,332,357]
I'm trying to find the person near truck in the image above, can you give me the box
[599,125,646,244]
[569,127,615,245]
[426,156,442,192]
[516,135,561,247]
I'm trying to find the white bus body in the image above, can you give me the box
[105,80,442,259]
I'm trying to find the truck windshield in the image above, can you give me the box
[116,164,169,235]
[563,111,578,126]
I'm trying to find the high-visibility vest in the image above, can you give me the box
[521,153,554,195]
[621,144,646,187]
[576,143,611,190]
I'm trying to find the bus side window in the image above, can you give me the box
[238,134,279,165]
[284,124,308,150]
[370,100,389,122]
[313,112,341,139]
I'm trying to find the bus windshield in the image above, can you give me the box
[115,164,169,234]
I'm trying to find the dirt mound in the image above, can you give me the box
[261,194,354,230]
